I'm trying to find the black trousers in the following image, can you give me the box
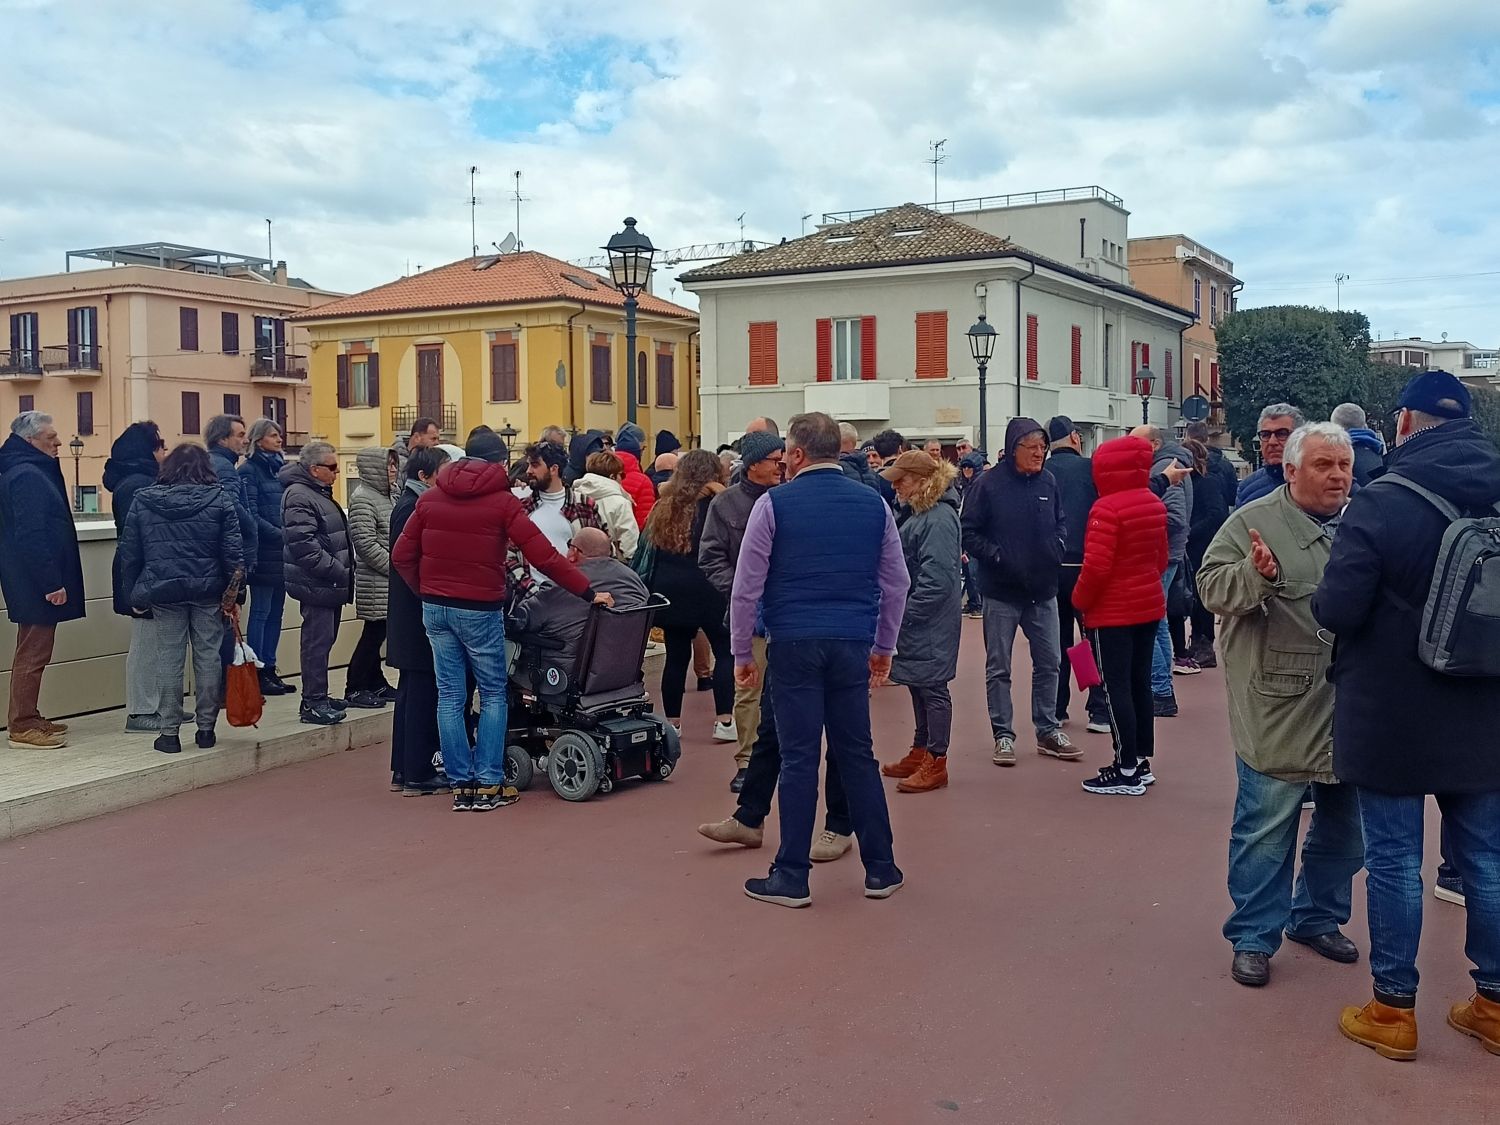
[1057,566,1107,721]
[734,662,851,835]
[299,604,341,701]
[391,669,438,783]
[347,619,390,692]
[661,622,733,718]
[1092,623,1156,769]
[1186,542,1215,647]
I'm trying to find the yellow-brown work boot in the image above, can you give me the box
[1448,994,1500,1055]
[881,745,927,779]
[1339,998,1418,1060]
[897,753,948,793]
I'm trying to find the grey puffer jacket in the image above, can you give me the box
[348,446,393,620]
[891,488,963,687]
[279,461,353,608]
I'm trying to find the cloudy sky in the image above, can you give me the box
[4,0,1497,345]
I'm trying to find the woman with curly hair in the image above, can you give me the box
[643,448,733,739]
[877,451,963,793]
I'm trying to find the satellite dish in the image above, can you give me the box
[495,233,518,254]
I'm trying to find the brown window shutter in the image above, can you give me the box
[180,307,198,351]
[182,391,200,436]
[77,391,93,435]
[224,393,240,416]
[656,351,675,406]
[67,308,79,359]
[368,353,381,407]
[915,312,947,379]
[336,353,350,408]
[1071,325,1083,385]
[221,312,239,354]
[19,394,34,413]
[860,316,877,380]
[1025,314,1039,381]
[1164,349,1174,400]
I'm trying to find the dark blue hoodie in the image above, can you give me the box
[960,418,1064,603]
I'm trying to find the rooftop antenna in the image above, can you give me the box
[511,171,528,250]
[265,219,273,267]
[736,212,746,244]
[801,212,812,236]
[927,139,947,203]
[1334,271,1350,311]
[469,166,480,257]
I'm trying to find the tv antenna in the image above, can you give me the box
[1334,272,1350,311]
[736,212,746,243]
[469,166,480,257]
[927,139,948,203]
[801,212,812,236]
[511,171,529,250]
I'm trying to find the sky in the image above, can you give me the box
[3,0,1498,345]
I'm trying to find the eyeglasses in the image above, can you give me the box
[1257,428,1293,442]
[318,461,340,472]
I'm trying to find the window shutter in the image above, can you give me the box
[1194,355,1202,395]
[223,393,240,416]
[367,353,381,407]
[914,312,947,379]
[336,353,350,408]
[1164,349,1174,400]
[815,318,832,382]
[222,312,239,355]
[67,308,79,356]
[180,307,198,351]
[656,351,675,406]
[1025,314,1039,381]
[182,391,200,436]
[9,314,18,353]
[1070,325,1082,385]
[77,391,93,435]
[1141,342,1150,370]
[18,394,34,413]
[860,316,877,380]
[1130,341,1140,395]
[1211,361,1221,401]
[749,322,778,386]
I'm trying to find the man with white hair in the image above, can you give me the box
[1238,403,1306,506]
[1330,402,1386,486]
[837,421,887,498]
[1199,422,1363,989]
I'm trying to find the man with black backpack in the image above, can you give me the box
[1313,369,1500,1062]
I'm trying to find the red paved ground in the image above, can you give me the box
[1,625,1493,1124]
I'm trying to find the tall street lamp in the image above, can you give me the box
[966,314,997,455]
[604,217,657,426]
[498,419,519,451]
[1136,367,1155,426]
[69,435,84,512]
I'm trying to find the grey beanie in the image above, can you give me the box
[739,430,785,468]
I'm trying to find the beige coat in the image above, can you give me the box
[1196,485,1338,782]
[570,473,639,562]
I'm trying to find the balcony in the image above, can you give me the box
[391,404,459,439]
[250,350,308,382]
[802,380,890,422]
[0,345,103,378]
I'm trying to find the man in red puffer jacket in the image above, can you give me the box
[1070,435,1168,798]
[392,429,608,812]
[613,423,657,528]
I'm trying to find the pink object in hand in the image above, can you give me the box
[1067,639,1102,690]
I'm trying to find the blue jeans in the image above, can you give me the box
[768,639,898,886]
[423,603,508,786]
[1224,757,1364,954]
[246,582,285,669]
[1151,563,1179,696]
[962,558,982,612]
[1357,787,1500,1003]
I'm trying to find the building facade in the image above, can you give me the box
[681,203,1193,455]
[295,251,698,493]
[0,243,337,512]
[1369,336,1498,386]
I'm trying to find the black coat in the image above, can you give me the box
[961,449,1064,605]
[648,492,726,632]
[279,461,353,607]
[103,453,158,616]
[385,482,432,673]
[1312,419,1500,795]
[0,434,85,626]
[210,443,258,580]
[1206,447,1239,513]
[238,448,286,585]
[1189,451,1234,559]
[117,485,243,609]
[1045,447,1096,564]
[840,451,893,505]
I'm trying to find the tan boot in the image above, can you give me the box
[1448,994,1500,1055]
[881,745,927,779]
[697,817,763,848]
[897,753,948,793]
[1339,998,1418,1060]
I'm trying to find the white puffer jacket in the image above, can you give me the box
[570,473,639,562]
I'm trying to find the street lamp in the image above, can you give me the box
[1135,367,1155,425]
[603,217,657,426]
[966,314,997,455]
[68,435,84,512]
[498,419,519,449]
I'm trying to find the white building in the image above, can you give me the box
[1369,336,1498,388]
[680,195,1194,456]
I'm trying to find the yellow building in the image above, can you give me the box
[295,250,699,486]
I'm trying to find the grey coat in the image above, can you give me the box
[1153,440,1195,563]
[891,489,963,687]
[348,447,393,621]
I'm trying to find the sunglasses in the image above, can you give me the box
[318,461,340,472]
[1257,428,1293,442]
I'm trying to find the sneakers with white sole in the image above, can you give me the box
[712,720,738,743]
[1081,763,1147,796]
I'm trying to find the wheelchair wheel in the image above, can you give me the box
[547,732,605,802]
[504,744,534,792]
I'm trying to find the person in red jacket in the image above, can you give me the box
[1070,435,1169,797]
[613,423,658,528]
[392,430,610,812]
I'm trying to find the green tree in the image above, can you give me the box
[1472,385,1500,447]
[1217,305,1370,455]
[1362,360,1411,443]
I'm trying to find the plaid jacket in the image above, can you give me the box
[507,485,606,600]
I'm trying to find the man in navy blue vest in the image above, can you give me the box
[730,412,910,907]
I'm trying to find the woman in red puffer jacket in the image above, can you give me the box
[1071,435,1168,797]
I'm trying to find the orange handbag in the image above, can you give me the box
[224,607,264,728]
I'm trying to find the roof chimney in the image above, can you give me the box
[274,260,288,286]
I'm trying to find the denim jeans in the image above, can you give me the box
[1223,757,1364,955]
[768,639,897,885]
[961,558,982,612]
[246,582,285,670]
[1357,787,1500,1003]
[735,659,851,835]
[981,597,1061,741]
[1150,562,1179,696]
[423,603,509,787]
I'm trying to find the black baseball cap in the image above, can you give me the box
[1396,370,1471,420]
[1046,415,1078,442]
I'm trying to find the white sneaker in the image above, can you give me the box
[712,720,737,742]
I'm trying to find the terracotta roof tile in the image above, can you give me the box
[294,250,696,323]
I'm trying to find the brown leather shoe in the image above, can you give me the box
[1340,998,1418,1060]
[897,753,948,793]
[40,718,68,734]
[697,817,763,849]
[1448,994,1500,1055]
[881,745,927,779]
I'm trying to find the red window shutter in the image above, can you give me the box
[1142,342,1150,371]
[1025,314,1039,381]
[1193,355,1202,396]
[1211,361,1221,401]
[1070,325,1082,385]
[367,353,381,407]
[1130,341,1141,394]
[1164,349,1174,400]
[336,353,350,408]
[749,322,778,386]
[915,312,947,379]
[815,318,832,382]
[860,316,877,380]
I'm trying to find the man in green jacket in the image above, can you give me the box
[1198,422,1364,990]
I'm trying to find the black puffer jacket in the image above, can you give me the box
[118,485,243,609]
[103,441,159,616]
[280,461,353,607]
[960,419,1064,604]
[238,448,286,584]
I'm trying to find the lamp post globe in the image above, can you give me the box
[603,217,657,426]
[1135,367,1155,425]
[966,314,998,457]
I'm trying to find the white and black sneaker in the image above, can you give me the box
[1136,759,1156,786]
[1081,763,1147,796]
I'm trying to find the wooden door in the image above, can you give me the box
[417,346,443,419]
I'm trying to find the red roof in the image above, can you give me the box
[294,250,696,323]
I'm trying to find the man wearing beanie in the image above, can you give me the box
[393,430,612,812]
[700,428,787,792]
[611,421,657,528]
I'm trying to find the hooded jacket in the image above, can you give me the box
[0,433,86,625]
[348,446,394,621]
[1313,418,1500,795]
[564,430,606,486]
[960,418,1064,604]
[613,448,657,528]
[1046,446,1097,565]
[1070,436,1169,629]
[103,430,160,616]
[1347,427,1386,485]
[392,458,593,610]
[279,460,353,608]
[1152,439,1195,563]
[238,447,286,583]
[570,472,639,560]
[118,484,243,609]
[891,486,963,687]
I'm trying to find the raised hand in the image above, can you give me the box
[1247,529,1280,580]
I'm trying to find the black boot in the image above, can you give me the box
[154,732,182,754]
[259,667,292,695]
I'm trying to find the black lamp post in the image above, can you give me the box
[1136,367,1155,425]
[69,435,84,512]
[603,217,657,426]
[498,419,519,449]
[966,314,997,456]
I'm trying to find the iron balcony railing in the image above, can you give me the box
[822,185,1124,225]
[391,404,459,436]
[250,350,309,380]
[0,344,102,375]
